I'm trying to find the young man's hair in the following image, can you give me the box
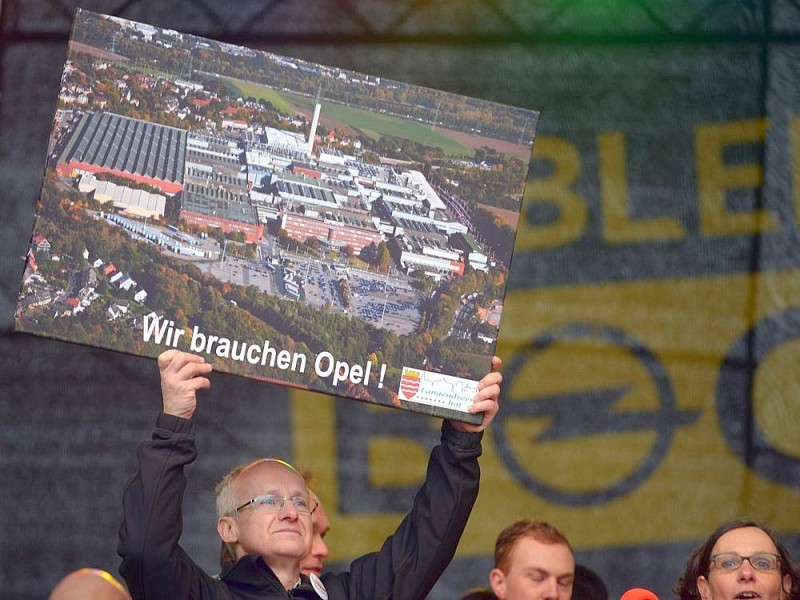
[494,519,573,573]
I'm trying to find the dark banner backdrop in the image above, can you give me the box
[2,1,799,599]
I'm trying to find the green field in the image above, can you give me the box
[228,78,296,114]
[311,100,473,157]
[226,78,472,157]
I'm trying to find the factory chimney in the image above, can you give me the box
[307,103,321,158]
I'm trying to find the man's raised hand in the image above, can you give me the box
[449,355,502,433]
[158,350,213,419]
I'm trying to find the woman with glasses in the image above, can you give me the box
[674,519,800,600]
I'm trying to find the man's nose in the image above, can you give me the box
[278,500,299,518]
[543,577,560,599]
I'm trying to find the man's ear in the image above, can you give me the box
[490,568,507,598]
[217,515,239,544]
[697,575,711,600]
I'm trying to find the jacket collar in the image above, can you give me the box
[220,555,287,594]
[219,556,326,599]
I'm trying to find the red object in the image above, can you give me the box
[620,588,659,600]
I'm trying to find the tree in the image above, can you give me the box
[376,242,392,272]
[360,242,377,264]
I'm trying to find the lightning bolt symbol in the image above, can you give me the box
[507,385,701,442]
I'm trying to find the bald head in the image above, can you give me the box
[215,458,307,518]
[49,569,131,600]
[235,459,307,500]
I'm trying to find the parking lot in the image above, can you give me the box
[176,245,423,337]
[283,256,423,336]
[195,255,276,294]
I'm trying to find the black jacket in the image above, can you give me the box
[118,412,483,599]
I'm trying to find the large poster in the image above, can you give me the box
[14,10,538,423]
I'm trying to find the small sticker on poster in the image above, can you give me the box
[399,367,480,419]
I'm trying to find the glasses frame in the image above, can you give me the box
[709,552,781,573]
[235,494,318,515]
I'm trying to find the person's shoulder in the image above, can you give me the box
[294,573,330,599]
[317,570,353,598]
[458,586,497,600]
[573,564,609,600]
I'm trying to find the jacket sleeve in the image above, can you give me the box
[329,420,483,600]
[117,412,219,600]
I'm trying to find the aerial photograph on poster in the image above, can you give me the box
[15,10,539,422]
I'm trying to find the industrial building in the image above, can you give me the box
[55,111,186,195]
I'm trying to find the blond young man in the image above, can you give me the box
[489,519,575,600]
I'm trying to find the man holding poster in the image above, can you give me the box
[118,350,502,599]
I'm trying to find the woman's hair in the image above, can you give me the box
[673,519,800,600]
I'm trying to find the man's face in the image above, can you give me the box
[698,527,790,600]
[490,537,575,600]
[299,492,331,576]
[224,461,313,565]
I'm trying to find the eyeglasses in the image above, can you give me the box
[710,553,780,572]
[235,494,318,515]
